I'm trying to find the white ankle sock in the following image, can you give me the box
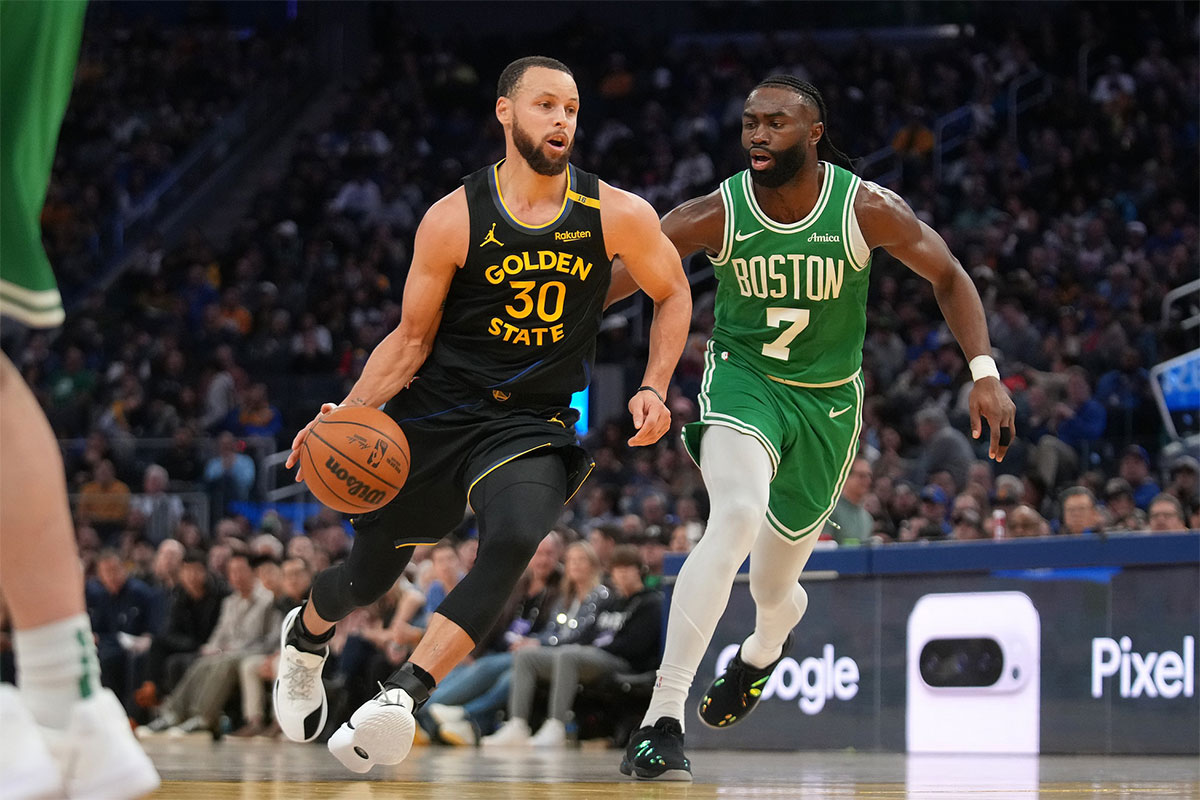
[13,614,102,729]
[739,632,784,669]
[640,662,696,732]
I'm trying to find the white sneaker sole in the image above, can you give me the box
[327,704,416,774]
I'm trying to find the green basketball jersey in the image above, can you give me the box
[708,163,871,386]
[0,0,87,328]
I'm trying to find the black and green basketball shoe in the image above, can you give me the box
[698,631,795,728]
[619,717,692,781]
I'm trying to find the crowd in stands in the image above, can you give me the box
[0,2,1197,746]
[41,5,303,300]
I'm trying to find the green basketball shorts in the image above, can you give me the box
[0,1,86,328]
[682,342,863,542]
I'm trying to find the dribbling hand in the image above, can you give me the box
[286,402,340,481]
[627,389,671,446]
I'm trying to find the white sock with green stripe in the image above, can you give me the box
[13,613,102,729]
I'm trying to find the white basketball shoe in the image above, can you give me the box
[327,686,418,774]
[274,605,330,742]
[480,717,532,747]
[2,684,161,800]
[0,684,64,800]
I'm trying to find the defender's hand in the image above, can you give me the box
[969,377,1016,462]
[286,402,340,480]
[627,389,671,446]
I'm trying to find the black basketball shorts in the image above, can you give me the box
[349,375,593,547]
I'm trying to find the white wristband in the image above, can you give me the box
[969,355,1000,382]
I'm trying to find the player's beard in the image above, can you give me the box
[512,115,571,176]
[747,141,806,188]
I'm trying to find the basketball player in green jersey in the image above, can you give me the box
[615,75,1016,780]
[0,3,160,798]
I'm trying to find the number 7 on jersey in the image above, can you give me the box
[761,307,810,360]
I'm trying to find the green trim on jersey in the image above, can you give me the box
[0,0,86,328]
[706,163,871,386]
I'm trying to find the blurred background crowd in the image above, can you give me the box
[0,1,1196,746]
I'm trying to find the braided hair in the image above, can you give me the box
[754,75,856,172]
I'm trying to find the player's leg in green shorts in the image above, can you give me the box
[759,372,865,541]
[0,4,160,798]
[682,352,863,729]
[694,372,864,726]
[627,349,794,777]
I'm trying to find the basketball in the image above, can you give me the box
[299,405,409,514]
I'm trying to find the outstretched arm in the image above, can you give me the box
[285,189,468,474]
[601,182,692,446]
[857,182,1016,461]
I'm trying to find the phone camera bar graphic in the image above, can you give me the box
[907,591,1041,754]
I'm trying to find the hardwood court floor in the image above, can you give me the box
[142,738,1200,799]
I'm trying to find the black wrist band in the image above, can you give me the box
[636,385,664,404]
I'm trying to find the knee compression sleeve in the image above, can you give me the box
[310,530,416,622]
[436,453,567,644]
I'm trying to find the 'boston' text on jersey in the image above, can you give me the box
[730,254,845,302]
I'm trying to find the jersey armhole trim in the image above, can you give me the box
[708,178,735,267]
[842,175,870,271]
[566,188,600,209]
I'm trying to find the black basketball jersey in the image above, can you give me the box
[423,161,613,404]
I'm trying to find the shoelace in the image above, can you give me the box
[372,682,407,707]
[283,659,316,701]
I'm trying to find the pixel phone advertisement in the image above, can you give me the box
[682,567,1198,754]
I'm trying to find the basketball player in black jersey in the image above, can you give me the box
[273,56,691,773]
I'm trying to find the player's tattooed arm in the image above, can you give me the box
[856,181,1016,461]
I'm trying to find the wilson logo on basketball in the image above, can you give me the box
[323,456,387,505]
